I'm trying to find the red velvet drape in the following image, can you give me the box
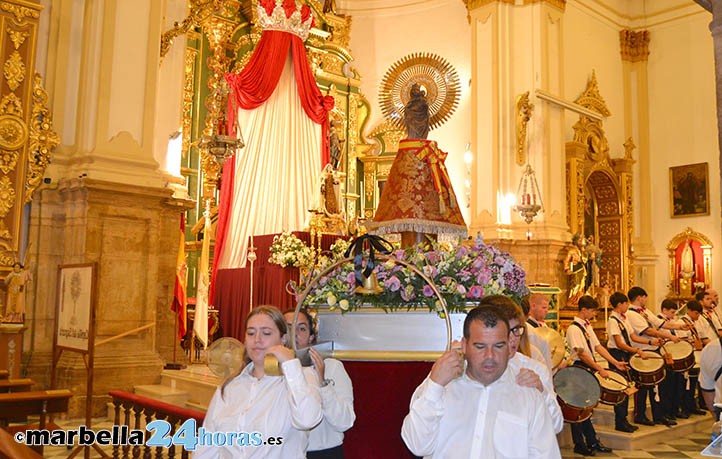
[213,29,333,300]
[209,159,235,306]
[225,30,332,165]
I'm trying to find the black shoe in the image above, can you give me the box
[574,444,596,456]
[677,411,690,419]
[656,417,677,426]
[635,417,654,426]
[589,442,612,453]
[615,423,636,433]
[691,409,707,415]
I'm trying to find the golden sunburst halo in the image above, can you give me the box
[379,53,461,132]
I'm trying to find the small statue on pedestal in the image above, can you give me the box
[2,263,31,323]
[564,234,587,307]
[404,83,429,140]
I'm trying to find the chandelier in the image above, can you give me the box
[514,164,544,224]
[199,128,244,167]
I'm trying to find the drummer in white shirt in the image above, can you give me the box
[606,291,649,432]
[678,300,710,416]
[283,309,355,459]
[697,290,722,338]
[401,302,560,459]
[626,286,685,427]
[566,295,626,456]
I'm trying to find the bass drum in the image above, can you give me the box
[553,366,601,423]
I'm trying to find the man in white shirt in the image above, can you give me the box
[401,303,560,459]
[566,295,625,456]
[697,290,722,337]
[626,286,684,426]
[284,309,355,459]
[700,332,722,418]
[522,293,553,371]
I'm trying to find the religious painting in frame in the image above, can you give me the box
[670,162,710,218]
[54,263,97,352]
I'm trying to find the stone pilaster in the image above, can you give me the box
[25,178,190,416]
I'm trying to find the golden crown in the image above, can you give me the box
[258,0,315,41]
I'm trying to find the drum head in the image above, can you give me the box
[665,340,693,357]
[630,353,664,371]
[554,366,601,408]
[595,371,627,391]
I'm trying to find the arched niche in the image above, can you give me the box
[666,227,713,300]
[564,72,635,309]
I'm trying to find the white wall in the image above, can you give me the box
[341,0,473,221]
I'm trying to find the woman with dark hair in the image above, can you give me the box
[194,305,322,459]
[283,309,355,459]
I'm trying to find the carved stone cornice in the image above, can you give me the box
[464,0,565,12]
[619,29,650,63]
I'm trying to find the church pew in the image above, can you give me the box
[0,389,72,456]
[0,427,43,459]
[0,378,33,393]
[0,370,8,380]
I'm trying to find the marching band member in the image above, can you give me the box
[679,300,708,416]
[657,300,685,422]
[698,290,722,338]
[566,295,624,456]
[626,287,684,427]
[606,292,646,432]
[521,293,553,371]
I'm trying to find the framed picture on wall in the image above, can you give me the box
[54,263,97,352]
[670,162,710,218]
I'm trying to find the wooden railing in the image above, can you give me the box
[109,390,205,459]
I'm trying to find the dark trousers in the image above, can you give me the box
[608,348,631,426]
[659,368,682,418]
[681,369,700,414]
[307,445,344,459]
[571,419,598,447]
[635,383,663,422]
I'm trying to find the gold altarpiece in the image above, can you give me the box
[563,73,634,318]
[0,2,57,296]
[666,227,712,301]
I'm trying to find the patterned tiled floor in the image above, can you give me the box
[561,430,714,458]
[16,417,718,458]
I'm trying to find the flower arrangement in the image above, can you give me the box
[300,235,529,314]
[268,232,315,268]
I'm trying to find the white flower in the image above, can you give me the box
[327,294,337,307]
[339,299,350,311]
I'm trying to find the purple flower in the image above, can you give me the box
[345,272,356,286]
[476,268,491,285]
[456,284,467,295]
[393,249,406,260]
[423,265,438,278]
[422,285,435,297]
[426,251,441,264]
[385,276,401,292]
[467,285,484,299]
[456,269,472,282]
[440,276,454,285]
[400,284,416,302]
[455,245,469,258]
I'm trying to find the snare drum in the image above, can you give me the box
[553,366,601,423]
[662,341,695,373]
[629,352,665,386]
[594,371,629,406]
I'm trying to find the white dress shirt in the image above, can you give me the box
[308,358,355,451]
[699,339,722,404]
[696,314,717,343]
[566,317,600,361]
[627,308,661,351]
[193,359,322,459]
[606,311,634,351]
[509,352,564,433]
[401,366,561,459]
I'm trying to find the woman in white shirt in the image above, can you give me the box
[284,309,355,459]
[194,305,322,459]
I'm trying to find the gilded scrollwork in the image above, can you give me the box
[0,93,22,117]
[7,29,27,49]
[574,71,610,117]
[515,91,533,166]
[0,115,26,151]
[182,48,197,159]
[0,175,15,216]
[0,150,17,174]
[26,72,59,202]
[4,51,25,91]
[619,29,650,63]
[0,2,39,24]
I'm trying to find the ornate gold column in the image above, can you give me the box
[620,29,657,301]
[0,1,57,271]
